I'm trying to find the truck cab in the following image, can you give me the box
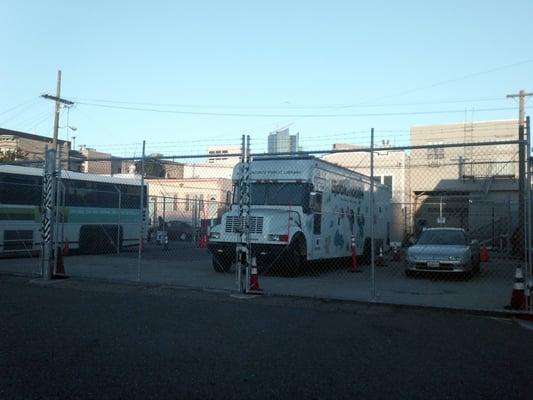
[208,180,314,275]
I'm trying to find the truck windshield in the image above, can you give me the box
[234,183,310,206]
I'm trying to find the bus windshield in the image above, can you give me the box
[234,182,310,207]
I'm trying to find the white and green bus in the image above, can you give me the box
[0,165,147,256]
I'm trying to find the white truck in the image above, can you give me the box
[207,156,391,275]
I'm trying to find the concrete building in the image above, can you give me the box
[80,147,123,175]
[0,128,71,169]
[207,145,241,164]
[323,143,410,243]
[409,119,520,244]
[146,178,233,227]
[183,163,235,180]
[183,145,240,180]
[268,128,299,154]
[120,157,184,179]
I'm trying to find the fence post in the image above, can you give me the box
[370,128,376,300]
[41,148,56,280]
[52,150,63,275]
[137,140,146,282]
[525,116,533,312]
[236,135,251,292]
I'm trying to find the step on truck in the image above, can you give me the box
[207,155,391,275]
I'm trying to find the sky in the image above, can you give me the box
[1,0,532,158]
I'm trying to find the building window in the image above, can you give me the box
[372,176,381,184]
[185,194,190,211]
[383,175,393,188]
[427,142,445,160]
[173,195,178,211]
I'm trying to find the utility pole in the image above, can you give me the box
[40,71,74,279]
[41,71,74,164]
[507,90,532,258]
[42,73,74,143]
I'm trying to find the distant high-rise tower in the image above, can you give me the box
[268,128,299,153]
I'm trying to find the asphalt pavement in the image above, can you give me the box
[0,242,518,311]
[1,275,532,400]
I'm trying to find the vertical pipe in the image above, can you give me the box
[526,116,532,311]
[53,170,62,274]
[491,207,495,248]
[370,128,376,300]
[236,135,246,290]
[519,118,525,261]
[245,135,251,293]
[163,195,166,224]
[117,188,121,254]
[137,140,146,282]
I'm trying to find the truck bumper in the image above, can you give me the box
[207,241,290,267]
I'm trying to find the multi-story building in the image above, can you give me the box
[80,147,123,175]
[268,127,299,154]
[323,142,410,242]
[146,178,233,227]
[207,145,241,164]
[183,145,240,180]
[0,128,71,169]
[120,156,184,179]
[409,119,519,243]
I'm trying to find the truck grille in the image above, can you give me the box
[225,216,264,234]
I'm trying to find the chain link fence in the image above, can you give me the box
[1,129,532,314]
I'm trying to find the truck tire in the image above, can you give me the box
[212,255,232,273]
[285,235,307,277]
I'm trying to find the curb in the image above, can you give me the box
[2,270,531,320]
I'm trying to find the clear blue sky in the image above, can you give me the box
[1,0,532,157]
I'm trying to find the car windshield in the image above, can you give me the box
[417,230,467,246]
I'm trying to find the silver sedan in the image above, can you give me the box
[405,228,480,277]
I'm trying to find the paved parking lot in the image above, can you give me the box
[0,242,519,311]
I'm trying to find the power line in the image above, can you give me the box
[0,98,41,117]
[341,58,533,108]
[69,95,507,110]
[76,102,517,118]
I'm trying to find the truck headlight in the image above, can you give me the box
[448,255,461,261]
[268,234,289,242]
[209,232,220,239]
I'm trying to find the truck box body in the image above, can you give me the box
[207,156,391,272]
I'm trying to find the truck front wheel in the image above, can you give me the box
[285,236,307,277]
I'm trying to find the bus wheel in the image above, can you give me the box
[212,255,232,273]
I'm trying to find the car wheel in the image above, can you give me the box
[212,255,232,273]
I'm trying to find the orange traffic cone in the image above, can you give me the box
[52,246,68,279]
[509,266,526,310]
[248,257,262,293]
[480,246,489,263]
[63,238,70,256]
